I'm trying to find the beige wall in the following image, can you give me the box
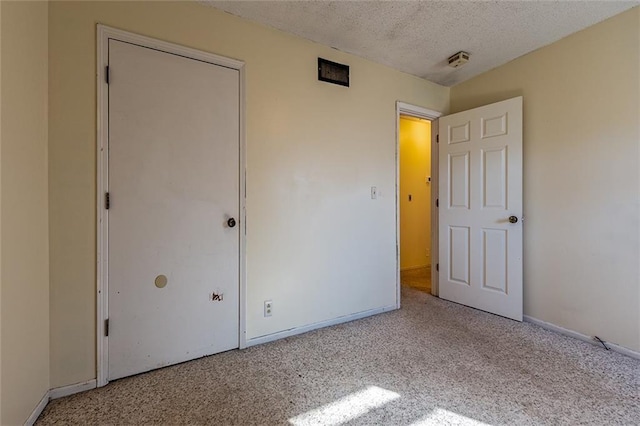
[0,3,3,421]
[1,1,50,424]
[451,8,640,351]
[49,1,449,387]
[399,117,431,270]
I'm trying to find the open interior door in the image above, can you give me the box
[438,97,523,321]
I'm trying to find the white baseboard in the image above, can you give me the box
[523,315,640,360]
[246,305,398,347]
[49,379,97,400]
[24,391,49,426]
[24,379,97,425]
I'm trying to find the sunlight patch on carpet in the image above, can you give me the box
[410,408,492,425]
[289,386,400,426]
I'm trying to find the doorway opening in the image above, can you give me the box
[399,115,432,293]
[395,102,442,305]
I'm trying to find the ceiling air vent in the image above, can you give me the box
[318,58,349,87]
[448,51,470,68]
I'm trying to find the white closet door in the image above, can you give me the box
[108,40,240,380]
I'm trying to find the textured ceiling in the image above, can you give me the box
[203,1,638,86]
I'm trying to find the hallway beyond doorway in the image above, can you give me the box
[401,266,431,293]
[399,114,432,295]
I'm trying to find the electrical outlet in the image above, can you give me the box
[264,300,273,317]
[371,186,377,199]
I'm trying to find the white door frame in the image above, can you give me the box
[96,25,247,387]
[396,102,442,307]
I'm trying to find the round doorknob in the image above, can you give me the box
[227,218,236,228]
[508,216,518,224]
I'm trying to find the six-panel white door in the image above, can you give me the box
[438,97,523,321]
[108,40,240,380]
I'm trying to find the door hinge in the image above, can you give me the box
[436,263,439,272]
[105,192,110,210]
[105,66,110,84]
[105,318,109,337]
[436,198,439,208]
[436,134,439,143]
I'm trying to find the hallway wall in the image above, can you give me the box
[399,117,432,270]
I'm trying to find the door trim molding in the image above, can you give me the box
[395,102,442,308]
[96,25,247,387]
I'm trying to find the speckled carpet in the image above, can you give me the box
[37,286,639,425]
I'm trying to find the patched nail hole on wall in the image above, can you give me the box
[155,275,168,288]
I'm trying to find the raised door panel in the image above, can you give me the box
[449,152,470,209]
[449,121,471,144]
[481,228,508,294]
[449,226,470,285]
[482,147,507,209]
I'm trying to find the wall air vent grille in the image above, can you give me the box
[318,58,349,87]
